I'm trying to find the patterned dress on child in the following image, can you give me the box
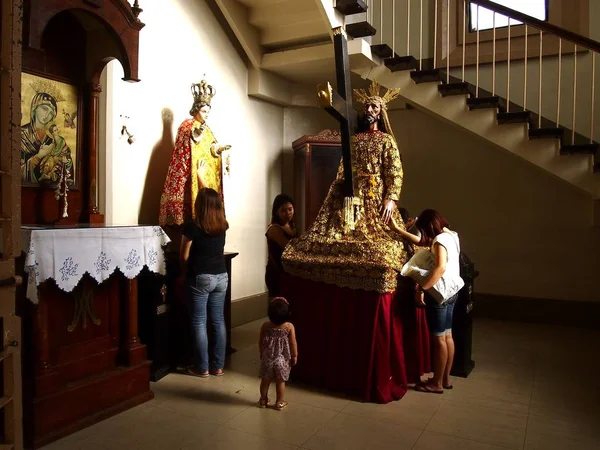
[259,327,292,381]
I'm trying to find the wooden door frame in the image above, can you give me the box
[0,0,24,448]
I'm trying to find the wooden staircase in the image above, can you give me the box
[333,0,600,205]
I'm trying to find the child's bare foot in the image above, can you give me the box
[274,400,288,411]
[258,397,269,408]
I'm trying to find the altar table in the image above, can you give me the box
[281,274,431,404]
[16,225,169,448]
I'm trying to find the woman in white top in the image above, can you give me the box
[390,209,462,394]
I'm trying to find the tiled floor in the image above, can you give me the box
[42,318,600,450]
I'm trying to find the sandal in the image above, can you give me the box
[422,377,453,389]
[185,367,209,378]
[258,397,270,408]
[415,383,444,394]
[274,401,288,411]
[211,369,225,377]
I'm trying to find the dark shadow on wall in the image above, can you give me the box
[138,108,175,225]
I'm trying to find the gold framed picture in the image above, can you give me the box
[21,72,82,189]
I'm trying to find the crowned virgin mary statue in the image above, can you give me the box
[159,77,231,227]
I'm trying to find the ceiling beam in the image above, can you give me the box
[248,67,320,106]
[249,2,320,28]
[261,21,329,47]
[213,0,263,68]
[313,0,345,38]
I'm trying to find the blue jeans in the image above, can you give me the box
[187,272,229,372]
[425,293,458,337]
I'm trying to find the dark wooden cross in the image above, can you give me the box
[317,27,358,199]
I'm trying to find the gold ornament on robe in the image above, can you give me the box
[190,123,222,220]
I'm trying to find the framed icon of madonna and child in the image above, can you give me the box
[21,71,82,189]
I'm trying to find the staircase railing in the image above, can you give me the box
[359,0,600,157]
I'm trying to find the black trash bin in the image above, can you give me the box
[450,252,479,378]
[138,259,176,382]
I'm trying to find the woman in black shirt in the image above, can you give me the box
[180,188,228,377]
[265,194,296,297]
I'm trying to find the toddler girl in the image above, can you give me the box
[258,297,298,410]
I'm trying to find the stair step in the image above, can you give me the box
[410,69,442,84]
[438,82,469,97]
[467,96,501,110]
[385,55,418,72]
[346,21,376,38]
[497,111,531,124]
[371,43,394,59]
[560,143,599,155]
[335,0,368,15]
[529,127,564,140]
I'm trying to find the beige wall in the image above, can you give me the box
[99,0,285,300]
[370,0,434,61]
[389,108,600,302]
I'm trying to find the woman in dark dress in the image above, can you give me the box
[265,194,296,297]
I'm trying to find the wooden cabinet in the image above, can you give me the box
[17,269,152,449]
[292,130,342,234]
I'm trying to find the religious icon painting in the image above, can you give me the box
[21,71,81,189]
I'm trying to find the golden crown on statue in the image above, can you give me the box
[353,81,400,111]
[190,77,216,106]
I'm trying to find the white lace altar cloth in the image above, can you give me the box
[22,225,171,304]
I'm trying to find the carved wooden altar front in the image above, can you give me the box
[16,224,167,448]
[18,273,150,447]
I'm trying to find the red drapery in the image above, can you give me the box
[281,274,430,404]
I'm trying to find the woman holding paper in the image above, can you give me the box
[389,209,463,394]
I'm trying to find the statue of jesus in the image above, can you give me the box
[282,81,411,293]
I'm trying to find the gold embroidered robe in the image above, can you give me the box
[282,130,410,293]
[159,118,223,226]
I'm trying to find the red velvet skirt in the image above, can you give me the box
[281,274,430,403]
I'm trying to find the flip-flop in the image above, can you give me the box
[274,401,288,411]
[211,370,225,377]
[423,377,453,389]
[415,384,444,394]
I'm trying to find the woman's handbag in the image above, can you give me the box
[400,237,464,304]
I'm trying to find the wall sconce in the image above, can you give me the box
[120,117,135,145]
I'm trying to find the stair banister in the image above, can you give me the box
[468,0,600,53]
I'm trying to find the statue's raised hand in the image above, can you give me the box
[191,124,206,143]
[216,144,231,155]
